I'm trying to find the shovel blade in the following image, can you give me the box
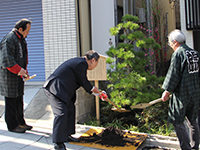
[131,98,163,109]
[111,107,131,112]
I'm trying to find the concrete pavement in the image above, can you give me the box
[0,117,107,150]
[0,84,182,150]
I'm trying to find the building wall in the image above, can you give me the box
[179,0,193,49]
[90,0,115,56]
[78,0,91,55]
[42,0,78,79]
[42,0,95,124]
[155,0,176,60]
[157,0,193,59]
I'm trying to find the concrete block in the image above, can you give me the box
[24,88,52,121]
[75,87,95,124]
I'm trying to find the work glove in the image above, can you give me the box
[99,91,107,101]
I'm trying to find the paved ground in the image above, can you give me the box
[0,117,108,150]
[0,84,182,150]
[0,84,105,150]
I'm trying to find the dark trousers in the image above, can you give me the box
[5,96,25,130]
[44,89,75,143]
[174,118,199,150]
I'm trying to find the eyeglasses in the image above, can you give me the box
[168,40,174,47]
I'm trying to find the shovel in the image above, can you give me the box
[105,98,131,113]
[130,98,162,109]
[92,93,131,113]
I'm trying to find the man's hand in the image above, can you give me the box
[91,86,100,93]
[91,87,108,101]
[161,90,170,102]
[18,68,29,78]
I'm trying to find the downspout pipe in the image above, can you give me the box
[77,0,82,56]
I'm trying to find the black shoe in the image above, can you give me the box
[19,124,33,130]
[54,143,66,150]
[9,126,26,133]
[68,135,79,142]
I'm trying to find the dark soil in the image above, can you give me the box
[79,126,145,147]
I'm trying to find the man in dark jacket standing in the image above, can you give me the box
[162,29,200,150]
[43,50,102,150]
[0,18,33,133]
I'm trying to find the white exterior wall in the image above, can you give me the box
[180,0,193,48]
[91,0,115,56]
[42,0,78,79]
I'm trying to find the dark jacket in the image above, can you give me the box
[0,29,28,97]
[43,57,93,105]
[162,44,200,124]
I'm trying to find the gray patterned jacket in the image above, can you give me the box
[0,29,28,97]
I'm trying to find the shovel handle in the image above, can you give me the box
[149,95,172,105]
[149,98,162,105]
[24,74,37,81]
[92,93,120,110]
[105,98,120,109]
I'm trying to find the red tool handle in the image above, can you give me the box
[99,91,107,100]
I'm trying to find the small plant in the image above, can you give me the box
[136,101,174,135]
[85,116,102,127]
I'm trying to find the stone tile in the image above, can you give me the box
[65,143,86,150]
[21,146,50,150]
[0,141,27,150]
[21,136,53,150]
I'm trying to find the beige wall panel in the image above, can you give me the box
[79,0,91,55]
[155,0,176,60]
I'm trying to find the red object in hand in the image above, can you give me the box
[99,91,107,101]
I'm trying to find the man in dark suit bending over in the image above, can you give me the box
[43,50,102,150]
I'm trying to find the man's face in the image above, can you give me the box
[19,23,31,38]
[168,37,175,50]
[88,59,99,70]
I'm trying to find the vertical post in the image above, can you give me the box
[133,0,136,16]
[130,0,133,16]
[95,80,100,125]
[123,0,129,44]
[123,0,129,15]
[114,0,119,49]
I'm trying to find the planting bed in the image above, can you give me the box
[79,126,145,146]
[71,126,147,150]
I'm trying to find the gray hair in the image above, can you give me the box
[168,29,186,44]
